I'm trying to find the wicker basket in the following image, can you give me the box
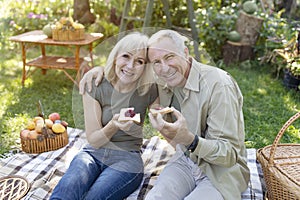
[21,130,68,154]
[52,29,85,41]
[257,112,300,200]
[0,175,30,200]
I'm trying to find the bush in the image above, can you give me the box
[257,10,300,77]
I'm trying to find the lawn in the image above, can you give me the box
[0,43,300,156]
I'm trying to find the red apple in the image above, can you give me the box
[48,112,60,122]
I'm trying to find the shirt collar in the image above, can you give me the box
[184,57,200,92]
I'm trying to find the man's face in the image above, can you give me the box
[148,37,189,87]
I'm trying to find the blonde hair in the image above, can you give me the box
[104,32,154,95]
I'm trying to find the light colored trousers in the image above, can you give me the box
[145,145,224,200]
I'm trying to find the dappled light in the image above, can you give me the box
[0,0,299,156]
[0,3,299,200]
[12,34,48,42]
[256,88,267,95]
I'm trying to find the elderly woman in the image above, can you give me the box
[50,32,158,200]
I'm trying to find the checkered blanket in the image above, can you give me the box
[0,128,265,200]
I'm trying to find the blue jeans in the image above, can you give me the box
[50,148,144,200]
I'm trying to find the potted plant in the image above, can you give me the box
[275,35,300,90]
[262,31,300,91]
[283,56,300,90]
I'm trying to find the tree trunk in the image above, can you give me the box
[235,11,264,46]
[73,0,96,25]
[222,41,254,65]
[222,11,264,65]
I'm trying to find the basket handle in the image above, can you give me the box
[269,111,300,164]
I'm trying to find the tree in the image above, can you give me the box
[73,0,96,25]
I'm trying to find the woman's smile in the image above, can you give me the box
[121,68,134,77]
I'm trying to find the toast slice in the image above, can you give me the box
[149,106,174,116]
[118,107,141,123]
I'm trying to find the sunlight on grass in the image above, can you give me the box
[0,66,76,154]
[287,125,300,139]
[283,95,300,112]
[0,77,23,118]
[0,94,12,117]
[1,0,300,155]
[1,58,22,73]
[0,113,30,154]
[256,88,267,95]
[227,65,300,149]
[0,1,8,19]
[24,78,34,87]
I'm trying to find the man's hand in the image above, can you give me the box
[148,108,194,147]
[79,66,104,95]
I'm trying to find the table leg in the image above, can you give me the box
[61,69,78,87]
[21,43,26,86]
[40,44,47,75]
[74,46,81,85]
[75,46,80,70]
[41,44,46,56]
[89,43,94,67]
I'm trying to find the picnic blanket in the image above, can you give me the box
[0,128,265,200]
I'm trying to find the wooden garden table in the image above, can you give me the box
[10,30,103,86]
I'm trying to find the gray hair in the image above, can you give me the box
[148,29,187,55]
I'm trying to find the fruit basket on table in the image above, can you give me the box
[51,17,85,41]
[20,102,69,154]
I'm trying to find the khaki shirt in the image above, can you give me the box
[158,58,250,200]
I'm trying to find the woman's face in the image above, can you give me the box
[115,50,146,85]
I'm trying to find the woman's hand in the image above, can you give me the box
[111,114,134,132]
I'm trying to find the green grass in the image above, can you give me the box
[0,45,299,155]
[227,63,300,148]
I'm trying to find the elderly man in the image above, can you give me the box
[79,30,250,200]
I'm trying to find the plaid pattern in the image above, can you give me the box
[0,128,264,200]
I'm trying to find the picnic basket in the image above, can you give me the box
[0,175,30,200]
[20,101,69,154]
[21,130,68,154]
[256,111,300,199]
